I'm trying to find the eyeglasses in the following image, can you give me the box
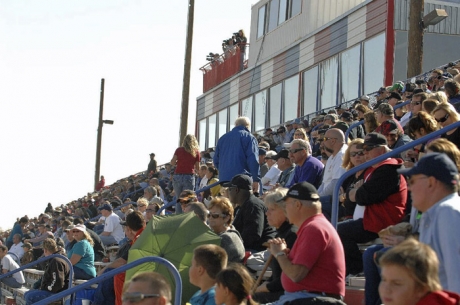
[411,101,421,106]
[363,145,381,151]
[209,213,228,219]
[289,148,304,154]
[177,199,191,205]
[294,133,303,136]
[122,292,160,303]
[71,230,81,233]
[407,176,429,186]
[350,151,364,157]
[435,113,449,123]
[322,137,337,141]
[138,205,146,208]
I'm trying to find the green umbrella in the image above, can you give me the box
[126,212,221,304]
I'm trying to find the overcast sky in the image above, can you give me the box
[0,0,253,230]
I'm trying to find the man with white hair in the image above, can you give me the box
[214,116,260,192]
[286,139,324,188]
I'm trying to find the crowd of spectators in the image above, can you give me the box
[203,29,248,71]
[1,61,460,304]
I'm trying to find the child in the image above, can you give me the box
[379,238,460,305]
[189,244,228,305]
[215,264,258,305]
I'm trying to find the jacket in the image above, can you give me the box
[41,248,70,293]
[355,158,407,233]
[213,125,260,182]
[417,290,460,305]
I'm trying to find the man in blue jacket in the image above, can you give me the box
[214,116,260,191]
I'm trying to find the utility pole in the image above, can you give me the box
[179,0,195,146]
[407,0,424,78]
[95,78,105,190]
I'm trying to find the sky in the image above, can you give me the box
[0,0,253,230]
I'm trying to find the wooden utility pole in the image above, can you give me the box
[407,0,424,78]
[179,0,195,145]
[95,78,105,190]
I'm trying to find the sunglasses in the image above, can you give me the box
[177,198,192,205]
[288,148,304,154]
[322,137,337,141]
[122,292,160,303]
[435,113,449,123]
[411,101,421,106]
[138,205,146,207]
[71,230,81,233]
[350,151,364,157]
[209,213,228,219]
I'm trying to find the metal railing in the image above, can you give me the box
[35,256,182,305]
[331,120,460,228]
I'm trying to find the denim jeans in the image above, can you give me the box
[25,289,55,305]
[364,244,387,305]
[92,268,116,305]
[99,234,118,246]
[172,174,195,214]
[73,265,95,280]
[320,195,344,221]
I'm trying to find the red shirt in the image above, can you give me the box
[173,147,200,174]
[281,214,346,296]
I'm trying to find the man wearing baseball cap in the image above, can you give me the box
[398,153,460,293]
[268,182,345,303]
[98,203,124,246]
[378,120,412,159]
[273,149,295,187]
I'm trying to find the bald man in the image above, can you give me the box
[318,128,348,220]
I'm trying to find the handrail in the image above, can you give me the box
[35,256,182,305]
[331,120,460,228]
[0,254,74,304]
[344,100,410,139]
[156,180,226,215]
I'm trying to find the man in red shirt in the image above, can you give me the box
[268,182,345,303]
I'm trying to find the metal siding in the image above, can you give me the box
[249,65,262,94]
[197,97,206,120]
[285,44,300,78]
[204,94,214,118]
[298,37,316,71]
[366,0,388,38]
[348,6,368,47]
[238,69,253,100]
[212,82,231,113]
[272,51,286,84]
[314,27,332,63]
[260,59,274,89]
[329,18,349,56]
[229,78,240,105]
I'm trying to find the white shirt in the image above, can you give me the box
[103,212,125,243]
[399,111,412,127]
[9,242,25,260]
[318,145,347,196]
[1,255,25,284]
[261,164,281,190]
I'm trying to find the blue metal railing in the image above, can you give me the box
[344,100,410,139]
[35,256,182,305]
[331,120,460,228]
[0,254,74,303]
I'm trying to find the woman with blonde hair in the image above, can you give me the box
[426,138,460,171]
[170,134,201,213]
[432,102,460,149]
[293,128,309,141]
[364,111,379,134]
[67,224,96,280]
[429,91,448,104]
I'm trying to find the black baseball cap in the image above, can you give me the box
[222,174,253,190]
[273,149,290,160]
[277,182,320,202]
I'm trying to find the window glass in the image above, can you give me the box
[270,83,282,126]
[278,0,287,24]
[257,5,266,38]
[229,103,239,130]
[291,0,301,17]
[364,33,385,94]
[340,44,361,103]
[208,114,216,148]
[268,0,280,32]
[254,90,267,132]
[199,119,207,150]
[303,66,318,116]
[241,97,253,129]
[320,55,338,109]
[284,75,299,121]
[218,109,228,139]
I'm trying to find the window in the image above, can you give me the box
[241,97,253,128]
[257,5,267,38]
[199,119,207,150]
[278,0,287,24]
[278,0,301,26]
[364,33,385,94]
[270,83,282,126]
[208,114,216,148]
[291,0,301,16]
[268,0,280,32]
[229,103,238,130]
[320,55,339,109]
[218,109,228,139]
[303,66,319,116]
[284,75,299,121]
[340,44,361,103]
[254,90,267,132]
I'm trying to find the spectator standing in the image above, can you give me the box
[286,139,324,188]
[6,217,27,249]
[224,174,276,252]
[398,153,460,293]
[23,239,70,305]
[213,117,260,192]
[98,203,124,246]
[146,153,157,177]
[170,134,201,213]
[95,175,105,191]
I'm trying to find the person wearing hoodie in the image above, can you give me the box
[24,238,70,304]
[379,238,460,305]
[337,133,407,276]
